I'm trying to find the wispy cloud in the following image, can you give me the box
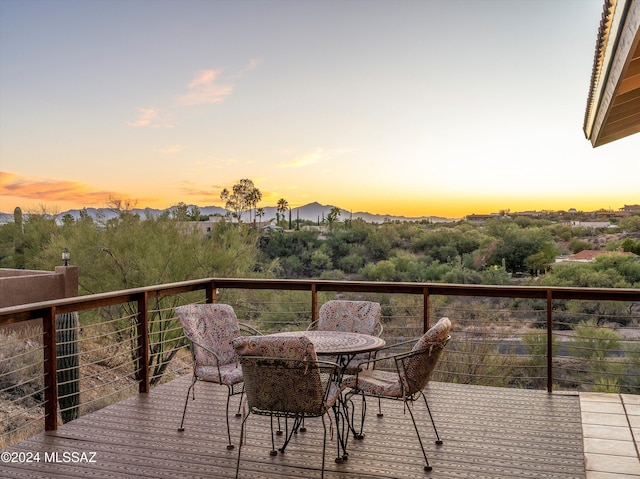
[155,145,185,154]
[127,107,158,127]
[228,58,263,79]
[0,171,135,206]
[127,107,174,128]
[175,69,233,106]
[178,180,226,203]
[279,148,336,168]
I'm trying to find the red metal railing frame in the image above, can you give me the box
[1,278,639,430]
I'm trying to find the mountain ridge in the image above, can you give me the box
[0,202,453,224]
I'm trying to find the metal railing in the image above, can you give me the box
[1,278,638,445]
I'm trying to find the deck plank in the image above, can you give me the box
[1,376,586,479]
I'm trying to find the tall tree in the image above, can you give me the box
[220,179,260,223]
[276,198,289,226]
[247,188,262,225]
[327,206,341,229]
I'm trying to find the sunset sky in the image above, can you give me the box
[1,0,638,219]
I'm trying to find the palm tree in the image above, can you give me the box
[256,207,265,226]
[246,188,262,226]
[327,206,341,228]
[276,198,289,226]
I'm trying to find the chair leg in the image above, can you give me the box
[354,392,367,439]
[178,376,197,432]
[225,386,234,450]
[332,402,348,462]
[235,387,244,417]
[405,400,432,472]
[269,416,278,456]
[377,396,384,417]
[236,413,250,479]
[278,417,299,453]
[320,416,327,479]
[421,393,443,445]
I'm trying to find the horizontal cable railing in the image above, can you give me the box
[0,278,638,447]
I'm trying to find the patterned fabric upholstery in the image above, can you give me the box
[317,300,381,334]
[232,335,317,362]
[234,335,349,477]
[342,317,451,397]
[232,335,342,415]
[342,317,451,472]
[176,303,262,449]
[315,300,382,374]
[412,317,451,351]
[175,303,243,385]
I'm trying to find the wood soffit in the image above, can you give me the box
[584,0,640,147]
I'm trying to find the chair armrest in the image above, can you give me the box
[306,320,320,331]
[375,322,384,337]
[363,337,418,360]
[239,322,263,336]
[183,335,223,364]
[350,336,450,378]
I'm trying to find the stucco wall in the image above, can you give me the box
[0,266,79,308]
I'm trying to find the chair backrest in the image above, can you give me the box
[232,336,326,415]
[400,317,452,396]
[175,304,240,368]
[318,300,381,335]
[412,317,451,352]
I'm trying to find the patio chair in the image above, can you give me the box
[175,303,262,450]
[343,316,451,472]
[232,335,348,479]
[308,300,383,373]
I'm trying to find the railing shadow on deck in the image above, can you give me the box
[1,278,639,447]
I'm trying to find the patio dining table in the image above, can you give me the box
[269,330,386,370]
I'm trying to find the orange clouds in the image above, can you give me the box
[0,172,130,207]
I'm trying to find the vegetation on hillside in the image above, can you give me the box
[1,192,639,401]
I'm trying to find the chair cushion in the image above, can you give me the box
[176,304,241,367]
[234,336,340,415]
[325,381,344,409]
[232,335,318,362]
[412,317,451,351]
[195,363,244,385]
[342,369,403,397]
[318,300,381,335]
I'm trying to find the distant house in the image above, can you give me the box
[262,224,284,234]
[563,221,617,229]
[555,249,638,263]
[513,210,544,218]
[465,213,502,224]
[620,204,640,215]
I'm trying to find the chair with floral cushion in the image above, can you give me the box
[232,335,348,479]
[175,303,262,450]
[343,317,451,472]
[307,300,382,374]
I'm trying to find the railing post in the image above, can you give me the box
[207,281,216,304]
[546,290,553,393]
[423,286,430,333]
[137,292,150,394]
[43,306,58,431]
[311,283,318,322]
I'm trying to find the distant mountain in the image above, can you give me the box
[0,202,452,225]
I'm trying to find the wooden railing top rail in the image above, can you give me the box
[1,277,639,326]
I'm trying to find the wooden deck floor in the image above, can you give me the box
[2,375,586,479]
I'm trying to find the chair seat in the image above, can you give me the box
[325,381,344,409]
[342,369,403,398]
[195,363,243,385]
